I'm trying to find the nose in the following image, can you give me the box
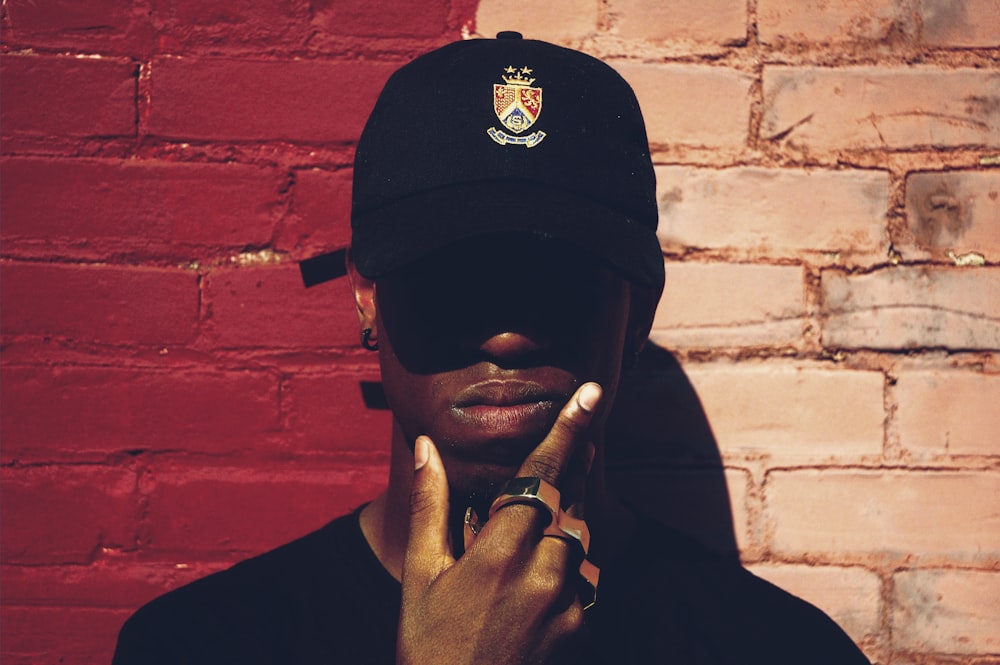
[476,330,550,365]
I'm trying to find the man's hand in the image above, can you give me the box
[397,382,602,665]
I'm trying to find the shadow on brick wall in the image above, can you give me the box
[605,343,738,562]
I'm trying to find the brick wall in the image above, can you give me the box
[1,1,997,663]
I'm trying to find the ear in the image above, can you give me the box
[346,249,377,334]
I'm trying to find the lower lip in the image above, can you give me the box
[453,401,557,435]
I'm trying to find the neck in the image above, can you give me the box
[359,423,413,581]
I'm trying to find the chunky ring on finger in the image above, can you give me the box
[541,530,600,610]
[540,510,600,610]
[489,476,561,523]
[544,510,591,555]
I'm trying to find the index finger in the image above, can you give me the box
[515,382,602,488]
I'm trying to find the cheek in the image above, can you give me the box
[574,284,630,368]
[375,317,421,423]
[375,281,467,375]
[375,315,455,442]
[574,287,632,411]
[586,331,627,399]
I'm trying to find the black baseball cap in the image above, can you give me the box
[348,32,663,288]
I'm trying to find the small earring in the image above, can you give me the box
[361,328,379,351]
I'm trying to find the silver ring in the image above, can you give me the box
[464,506,483,536]
[578,559,600,610]
[489,476,561,523]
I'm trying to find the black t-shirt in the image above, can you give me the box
[113,510,870,664]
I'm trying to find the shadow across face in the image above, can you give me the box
[375,234,630,378]
[372,234,633,497]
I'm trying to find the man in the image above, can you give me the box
[114,33,870,664]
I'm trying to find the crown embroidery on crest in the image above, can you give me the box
[488,66,546,148]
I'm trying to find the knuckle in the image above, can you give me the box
[523,567,564,600]
[550,411,585,441]
[559,602,585,632]
[408,487,437,516]
[523,453,562,485]
[489,533,521,562]
[484,514,538,559]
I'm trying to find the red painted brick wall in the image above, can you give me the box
[2,2,997,663]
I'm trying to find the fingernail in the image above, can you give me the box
[577,383,601,413]
[414,436,429,470]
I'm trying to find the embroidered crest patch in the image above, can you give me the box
[488,66,546,148]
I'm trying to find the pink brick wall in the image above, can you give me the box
[2,1,997,663]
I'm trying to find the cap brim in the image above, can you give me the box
[351,180,664,288]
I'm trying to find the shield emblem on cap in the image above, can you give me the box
[494,76,541,134]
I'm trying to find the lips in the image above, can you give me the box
[451,379,566,441]
[454,379,562,408]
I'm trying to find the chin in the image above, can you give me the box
[444,458,523,516]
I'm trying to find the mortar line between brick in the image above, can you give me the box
[762,463,1000,474]
[745,0,765,154]
[136,60,152,147]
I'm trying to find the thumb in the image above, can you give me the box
[402,435,455,591]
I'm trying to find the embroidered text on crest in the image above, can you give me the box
[488,66,546,147]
